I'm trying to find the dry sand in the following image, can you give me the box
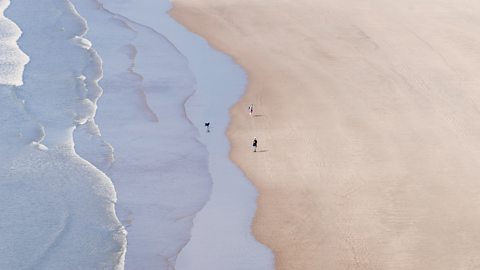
[171,1,480,269]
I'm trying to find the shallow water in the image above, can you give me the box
[72,0,212,268]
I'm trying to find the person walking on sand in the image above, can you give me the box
[248,104,254,117]
[252,137,258,152]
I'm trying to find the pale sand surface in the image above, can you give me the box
[171,1,480,269]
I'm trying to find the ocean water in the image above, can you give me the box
[0,0,125,269]
[0,0,273,269]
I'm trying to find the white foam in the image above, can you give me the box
[0,0,28,86]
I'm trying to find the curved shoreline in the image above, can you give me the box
[137,1,275,268]
[168,2,277,267]
[111,1,275,268]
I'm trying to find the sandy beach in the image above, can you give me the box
[172,0,480,269]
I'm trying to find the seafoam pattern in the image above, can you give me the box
[0,0,126,269]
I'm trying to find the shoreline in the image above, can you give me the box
[169,0,285,266]
[107,1,274,268]
[155,2,275,268]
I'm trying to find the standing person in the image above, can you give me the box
[252,137,258,152]
[248,104,254,117]
[204,122,210,133]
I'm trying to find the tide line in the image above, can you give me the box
[98,0,275,269]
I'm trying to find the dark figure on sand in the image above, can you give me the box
[252,137,258,152]
[248,104,254,116]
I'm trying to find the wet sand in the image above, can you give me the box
[171,1,480,269]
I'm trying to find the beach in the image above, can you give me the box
[172,0,480,269]
[0,0,273,268]
[4,0,480,268]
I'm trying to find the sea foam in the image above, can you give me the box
[0,0,28,86]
